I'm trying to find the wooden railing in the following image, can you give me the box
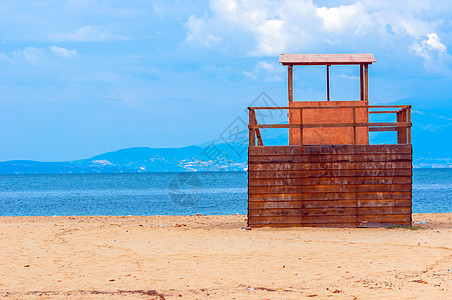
[248,105,411,146]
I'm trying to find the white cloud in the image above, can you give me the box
[50,25,127,42]
[49,46,77,58]
[185,15,222,48]
[316,4,368,33]
[184,0,451,74]
[243,61,284,82]
[5,46,78,64]
[340,74,360,81]
[412,33,450,74]
[12,47,47,63]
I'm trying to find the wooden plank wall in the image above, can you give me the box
[288,101,369,145]
[248,145,412,228]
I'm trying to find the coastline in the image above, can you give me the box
[0,213,451,299]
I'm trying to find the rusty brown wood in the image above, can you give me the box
[249,144,413,155]
[247,144,412,228]
[248,153,411,163]
[250,105,410,109]
[249,191,412,202]
[364,64,369,102]
[248,176,412,186]
[279,53,376,65]
[360,64,364,101]
[326,65,330,101]
[403,111,408,143]
[249,199,411,210]
[249,214,410,225]
[256,129,263,146]
[369,111,399,114]
[248,184,412,194]
[353,107,357,145]
[369,127,397,132]
[288,65,293,104]
[249,161,412,171]
[407,107,411,144]
[249,207,411,217]
[299,108,303,145]
[249,122,411,129]
[248,169,412,179]
[249,109,256,147]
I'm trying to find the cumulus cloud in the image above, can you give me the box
[12,47,46,63]
[4,46,78,64]
[185,15,222,48]
[50,25,127,42]
[243,61,284,82]
[184,0,451,73]
[412,33,450,74]
[49,46,78,58]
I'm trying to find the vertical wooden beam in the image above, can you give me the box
[360,64,364,101]
[288,65,293,104]
[407,107,411,144]
[326,65,330,101]
[396,110,402,144]
[249,109,256,147]
[364,64,369,102]
[299,108,303,145]
[402,108,407,144]
[352,107,357,145]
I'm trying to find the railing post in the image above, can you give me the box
[396,110,402,144]
[326,65,330,101]
[288,65,293,104]
[299,108,303,145]
[249,108,256,147]
[364,64,369,102]
[352,107,357,145]
[360,64,364,101]
[407,107,411,144]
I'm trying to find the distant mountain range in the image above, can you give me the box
[0,145,248,174]
[1,97,451,174]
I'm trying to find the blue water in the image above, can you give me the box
[0,170,451,216]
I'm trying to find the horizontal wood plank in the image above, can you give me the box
[249,207,411,217]
[248,191,412,201]
[250,221,411,228]
[248,169,412,178]
[249,176,412,186]
[249,214,411,225]
[248,199,412,210]
[248,161,412,171]
[249,145,412,156]
[249,184,412,194]
[249,154,411,163]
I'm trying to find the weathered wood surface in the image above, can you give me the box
[288,101,369,145]
[247,145,412,228]
[279,53,376,65]
[249,145,412,155]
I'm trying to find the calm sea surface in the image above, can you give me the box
[0,170,451,216]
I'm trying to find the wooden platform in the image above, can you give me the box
[247,145,412,228]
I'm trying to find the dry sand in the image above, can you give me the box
[0,213,451,299]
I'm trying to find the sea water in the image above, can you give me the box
[0,170,451,216]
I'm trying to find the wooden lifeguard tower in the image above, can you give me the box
[247,54,412,227]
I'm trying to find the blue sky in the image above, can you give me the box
[0,0,451,161]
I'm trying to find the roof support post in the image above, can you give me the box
[326,65,330,101]
[288,65,293,104]
[364,63,369,102]
[360,64,364,101]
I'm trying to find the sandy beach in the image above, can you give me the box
[0,213,451,299]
